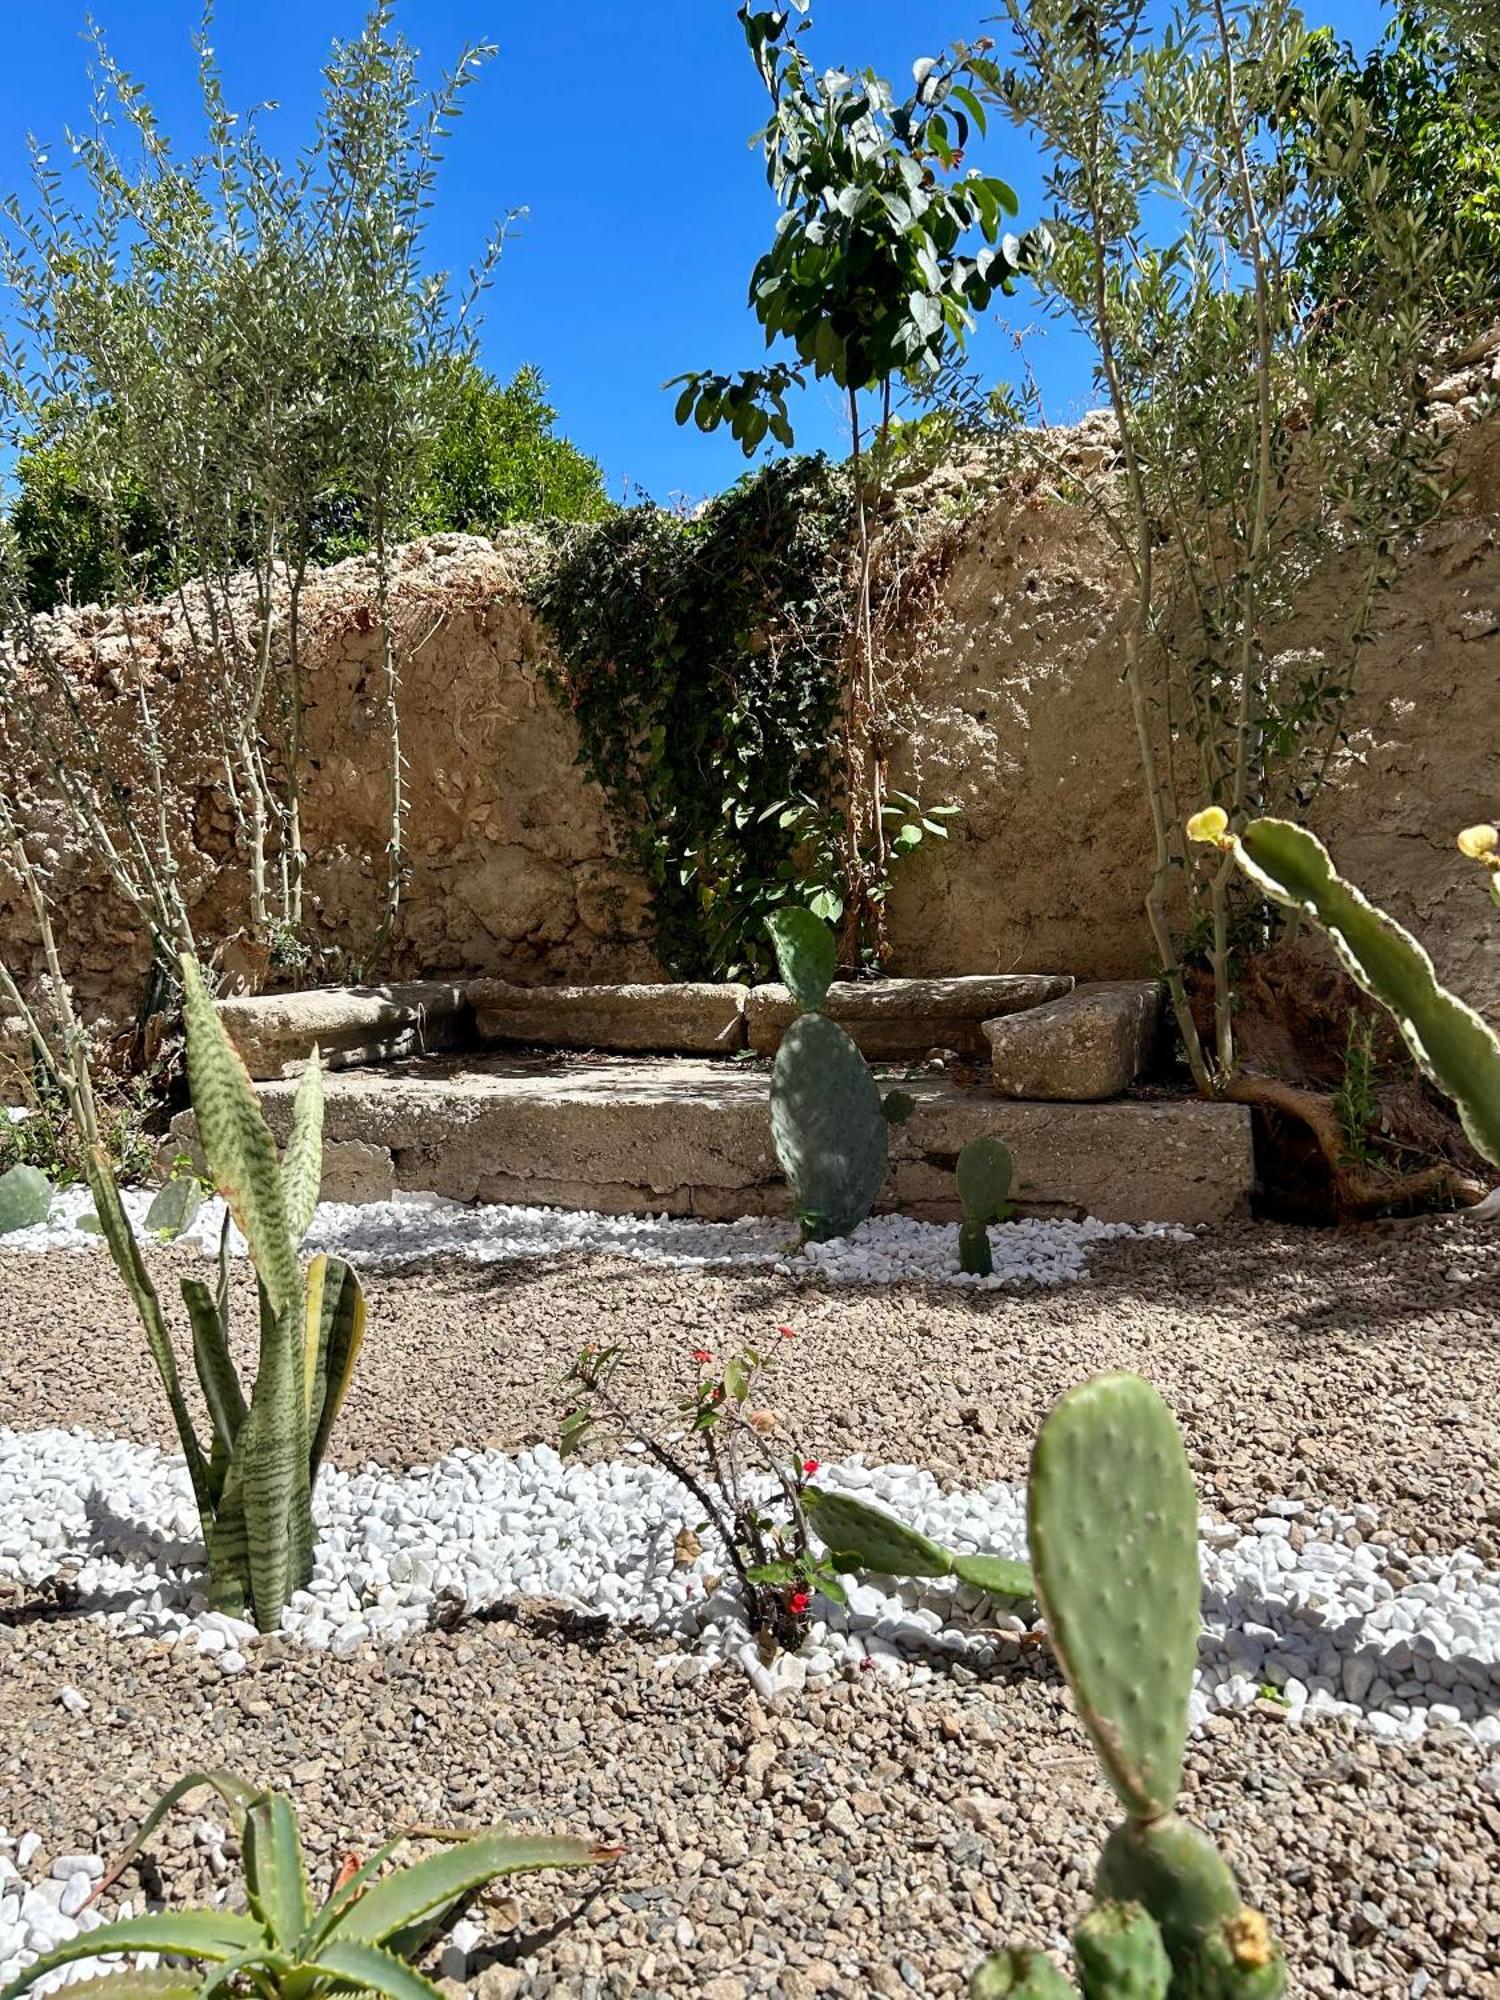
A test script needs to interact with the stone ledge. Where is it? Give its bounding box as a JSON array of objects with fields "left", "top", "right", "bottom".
[
  {"left": 746, "top": 974, "right": 1074, "bottom": 1058},
  {"left": 226, "top": 1054, "right": 1252, "bottom": 1227},
  {"left": 216, "top": 982, "right": 471, "bottom": 1081},
  {"left": 985, "top": 980, "right": 1162, "bottom": 1100},
  {"left": 470, "top": 979, "right": 748, "bottom": 1053}
]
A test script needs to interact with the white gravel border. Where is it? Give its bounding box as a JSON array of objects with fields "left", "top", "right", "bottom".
[
  {"left": 0, "top": 1185, "right": 1187, "bottom": 1289},
  {"left": 3, "top": 1425, "right": 1496, "bottom": 1749}
]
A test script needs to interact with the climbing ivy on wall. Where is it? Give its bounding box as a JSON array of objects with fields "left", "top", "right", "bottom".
[{"left": 533, "top": 455, "right": 854, "bottom": 980}]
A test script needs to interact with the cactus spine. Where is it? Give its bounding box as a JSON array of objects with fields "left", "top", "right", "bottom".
[
  {"left": 971, "top": 1373, "right": 1285, "bottom": 2000},
  {"left": 955, "top": 1135, "right": 1016, "bottom": 1275},
  {"left": 765, "top": 907, "right": 892, "bottom": 1241}
]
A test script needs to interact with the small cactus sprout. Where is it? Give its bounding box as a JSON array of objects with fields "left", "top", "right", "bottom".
[
  {"left": 882, "top": 1087, "right": 916, "bottom": 1125},
  {"left": 955, "top": 1135, "right": 1016, "bottom": 1277},
  {"left": 970, "top": 1948, "right": 1079, "bottom": 1998},
  {"left": 1190, "top": 813, "right": 1500, "bottom": 1170},
  {"left": 1072, "top": 1902, "right": 1171, "bottom": 1999},
  {"left": 0, "top": 1163, "right": 52, "bottom": 1235},
  {"left": 766, "top": 905, "right": 837, "bottom": 1011}
]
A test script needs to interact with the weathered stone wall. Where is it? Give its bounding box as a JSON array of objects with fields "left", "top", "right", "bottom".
[{"left": 3, "top": 357, "right": 1496, "bottom": 1033}]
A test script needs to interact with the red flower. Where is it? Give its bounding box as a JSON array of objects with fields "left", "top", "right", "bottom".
[
  {"left": 778, "top": 1325, "right": 795, "bottom": 1339},
  {"left": 788, "top": 1589, "right": 811, "bottom": 1616},
  {"left": 691, "top": 1348, "right": 713, "bottom": 1364},
  {"left": 802, "top": 1458, "right": 820, "bottom": 1476}
]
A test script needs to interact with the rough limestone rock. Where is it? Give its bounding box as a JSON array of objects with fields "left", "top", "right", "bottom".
[
  {"left": 166, "top": 1121, "right": 394, "bottom": 1204},
  {"left": 231, "top": 1054, "right": 1252, "bottom": 1226},
  {"left": 746, "top": 975, "right": 1073, "bottom": 1058},
  {"left": 984, "top": 980, "right": 1162, "bottom": 1100},
  {"left": 216, "top": 981, "right": 471, "bottom": 1081},
  {"left": 470, "top": 980, "right": 748, "bottom": 1053}
]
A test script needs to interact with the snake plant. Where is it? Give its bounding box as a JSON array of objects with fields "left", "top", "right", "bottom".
[
  {"left": 0, "top": 1771, "right": 620, "bottom": 2000},
  {"left": 87, "top": 957, "right": 365, "bottom": 1632}
]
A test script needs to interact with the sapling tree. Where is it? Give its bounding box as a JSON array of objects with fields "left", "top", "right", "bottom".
[
  {"left": 983, "top": 0, "right": 1458, "bottom": 1132},
  {"left": 673, "top": 1, "right": 1033, "bottom": 964}
]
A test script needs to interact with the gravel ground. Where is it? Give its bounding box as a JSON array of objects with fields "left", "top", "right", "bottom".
[
  {"left": 1, "top": 1218, "right": 1495, "bottom": 1553},
  {"left": 1, "top": 1216, "right": 1498, "bottom": 1995},
  {"left": 1, "top": 1608, "right": 1496, "bottom": 1999}
]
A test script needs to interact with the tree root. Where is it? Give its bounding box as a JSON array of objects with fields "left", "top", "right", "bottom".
[{"left": 1221, "top": 1073, "right": 1494, "bottom": 1222}]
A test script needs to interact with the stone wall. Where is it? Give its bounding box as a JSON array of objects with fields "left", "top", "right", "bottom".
[{"left": 3, "top": 351, "right": 1496, "bottom": 1033}]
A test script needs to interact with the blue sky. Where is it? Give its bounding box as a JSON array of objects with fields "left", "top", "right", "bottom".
[{"left": 0, "top": 1, "right": 1394, "bottom": 506}]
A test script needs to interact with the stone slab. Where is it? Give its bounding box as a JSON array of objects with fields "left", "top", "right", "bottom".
[
  {"left": 216, "top": 981, "right": 471, "bottom": 1081},
  {"left": 746, "top": 974, "right": 1074, "bottom": 1058},
  {"left": 228, "top": 1054, "right": 1252, "bottom": 1226},
  {"left": 985, "top": 979, "right": 1162, "bottom": 1101},
  {"left": 470, "top": 980, "right": 748, "bottom": 1054}
]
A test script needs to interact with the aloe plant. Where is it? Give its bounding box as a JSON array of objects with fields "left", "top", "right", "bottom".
[
  {"left": 1189, "top": 811, "right": 1500, "bottom": 1170},
  {"left": 0, "top": 1771, "right": 620, "bottom": 2000},
  {"left": 971, "top": 1373, "right": 1286, "bottom": 1998},
  {"left": 87, "top": 957, "right": 364, "bottom": 1631}
]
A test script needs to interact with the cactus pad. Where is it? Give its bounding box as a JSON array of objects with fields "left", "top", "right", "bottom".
[
  {"left": 1072, "top": 1902, "right": 1171, "bottom": 1999},
  {"left": 950, "top": 1552, "right": 1035, "bottom": 1604},
  {"left": 1173, "top": 1911, "right": 1287, "bottom": 1999},
  {"left": 1028, "top": 1373, "right": 1201, "bottom": 1820},
  {"left": 1095, "top": 1816, "right": 1239, "bottom": 1965},
  {"left": 766, "top": 907, "right": 837, "bottom": 1012},
  {"left": 957, "top": 1217, "right": 994, "bottom": 1277},
  {"left": 805, "top": 1487, "right": 952, "bottom": 1577},
  {"left": 0, "top": 1164, "right": 52, "bottom": 1235},
  {"left": 956, "top": 1136, "right": 1014, "bottom": 1219},
  {"left": 769, "top": 1012, "right": 888, "bottom": 1241},
  {"left": 970, "top": 1949, "right": 1078, "bottom": 1998}
]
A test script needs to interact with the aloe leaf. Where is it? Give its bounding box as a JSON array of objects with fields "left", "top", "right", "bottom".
[
  {"left": 89, "top": 1770, "right": 262, "bottom": 1907},
  {"left": 24, "top": 1976, "right": 203, "bottom": 2000},
  {"left": 305, "top": 1255, "right": 366, "bottom": 1482},
  {"left": 308, "top": 1835, "right": 410, "bottom": 1941},
  {"left": 84, "top": 1150, "right": 211, "bottom": 1518},
  {"left": 321, "top": 1834, "right": 620, "bottom": 1947},
  {"left": 244, "top": 1791, "right": 313, "bottom": 1951},
  {"left": 301, "top": 1938, "right": 448, "bottom": 2000},
  {"left": 0, "top": 1162, "right": 51, "bottom": 1234},
  {"left": 0, "top": 1912, "right": 266, "bottom": 2000},
  {"left": 281, "top": 1051, "right": 325, "bottom": 1246},
  {"left": 180, "top": 955, "right": 300, "bottom": 1323}
]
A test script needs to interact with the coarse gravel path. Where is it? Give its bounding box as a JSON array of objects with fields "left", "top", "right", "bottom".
[{"left": 0, "top": 1215, "right": 1497, "bottom": 1997}]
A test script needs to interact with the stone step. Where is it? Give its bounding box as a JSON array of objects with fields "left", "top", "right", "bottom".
[
  {"left": 985, "top": 980, "right": 1163, "bottom": 1101},
  {"left": 469, "top": 978, "right": 747, "bottom": 1054},
  {"left": 191, "top": 1054, "right": 1251, "bottom": 1227},
  {"left": 745, "top": 974, "right": 1073, "bottom": 1057},
  {"left": 216, "top": 981, "right": 471, "bottom": 1080}
]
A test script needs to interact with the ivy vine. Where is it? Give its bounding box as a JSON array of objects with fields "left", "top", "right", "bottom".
[{"left": 533, "top": 455, "right": 853, "bottom": 981}]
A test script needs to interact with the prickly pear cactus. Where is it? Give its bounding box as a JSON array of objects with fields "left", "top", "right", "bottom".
[
  {"left": 769, "top": 1012, "right": 888, "bottom": 1241},
  {"left": 1173, "top": 1912, "right": 1286, "bottom": 1998},
  {"left": 766, "top": 905, "right": 837, "bottom": 1012},
  {"left": 1190, "top": 812, "right": 1500, "bottom": 1170},
  {"left": 805, "top": 1487, "right": 952, "bottom": 1578},
  {"left": 955, "top": 1135, "right": 1016, "bottom": 1276},
  {"left": 0, "top": 1163, "right": 52, "bottom": 1235},
  {"left": 970, "top": 1949, "right": 1078, "bottom": 1998},
  {"left": 1094, "top": 1817, "right": 1239, "bottom": 1965},
  {"left": 949, "top": 1551, "right": 1035, "bottom": 1602},
  {"left": 1028, "top": 1372, "right": 1201, "bottom": 1820},
  {"left": 1072, "top": 1902, "right": 1171, "bottom": 1999}
]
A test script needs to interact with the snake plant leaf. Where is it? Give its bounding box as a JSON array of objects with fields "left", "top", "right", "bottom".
[
  {"left": 88, "top": 1770, "right": 263, "bottom": 1907},
  {"left": 0, "top": 1163, "right": 51, "bottom": 1233},
  {"left": 1207, "top": 818, "right": 1500, "bottom": 1171},
  {"left": 244, "top": 1790, "right": 312, "bottom": 1951},
  {"left": 84, "top": 1150, "right": 211, "bottom": 1517},
  {"left": 305, "top": 1254, "right": 366, "bottom": 1480},
  {"left": 766, "top": 906, "right": 837, "bottom": 1012},
  {"left": 0, "top": 1911, "right": 267, "bottom": 2000},
  {"left": 233, "top": 1283, "right": 315, "bottom": 1630},
  {"left": 281, "top": 1052, "right": 325, "bottom": 1246},
  {"left": 180, "top": 955, "right": 300, "bottom": 1324},
  {"left": 301, "top": 1938, "right": 447, "bottom": 2000},
  {"left": 320, "top": 1833, "right": 621, "bottom": 1948},
  {"left": 144, "top": 1177, "right": 203, "bottom": 1242},
  {"left": 181, "top": 1266, "right": 247, "bottom": 1487}
]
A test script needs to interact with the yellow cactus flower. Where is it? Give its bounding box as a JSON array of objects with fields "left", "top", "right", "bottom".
[
  {"left": 1186, "top": 806, "right": 1230, "bottom": 845},
  {"left": 1456, "top": 823, "right": 1499, "bottom": 861}
]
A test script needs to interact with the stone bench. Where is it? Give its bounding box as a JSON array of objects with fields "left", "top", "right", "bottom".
[
  {"left": 746, "top": 974, "right": 1073, "bottom": 1058},
  {"left": 469, "top": 979, "right": 749, "bottom": 1053},
  {"left": 215, "top": 981, "right": 471, "bottom": 1081}
]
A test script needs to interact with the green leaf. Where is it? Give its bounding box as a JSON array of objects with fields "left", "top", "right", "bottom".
[
  {"left": 243, "top": 1791, "right": 312, "bottom": 1951},
  {"left": 301, "top": 1938, "right": 447, "bottom": 2000},
  {"left": 304, "top": 1254, "right": 365, "bottom": 1481},
  {"left": 319, "top": 1834, "right": 619, "bottom": 1948},
  {"left": 0, "top": 1913, "right": 267, "bottom": 2000},
  {"left": 25, "top": 1976, "right": 202, "bottom": 2000},
  {"left": 280, "top": 1053, "right": 325, "bottom": 1246},
  {"left": 724, "top": 1355, "right": 750, "bottom": 1402},
  {"left": 181, "top": 1270, "right": 247, "bottom": 1476},
  {"left": 90, "top": 1771, "right": 262, "bottom": 1908}
]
